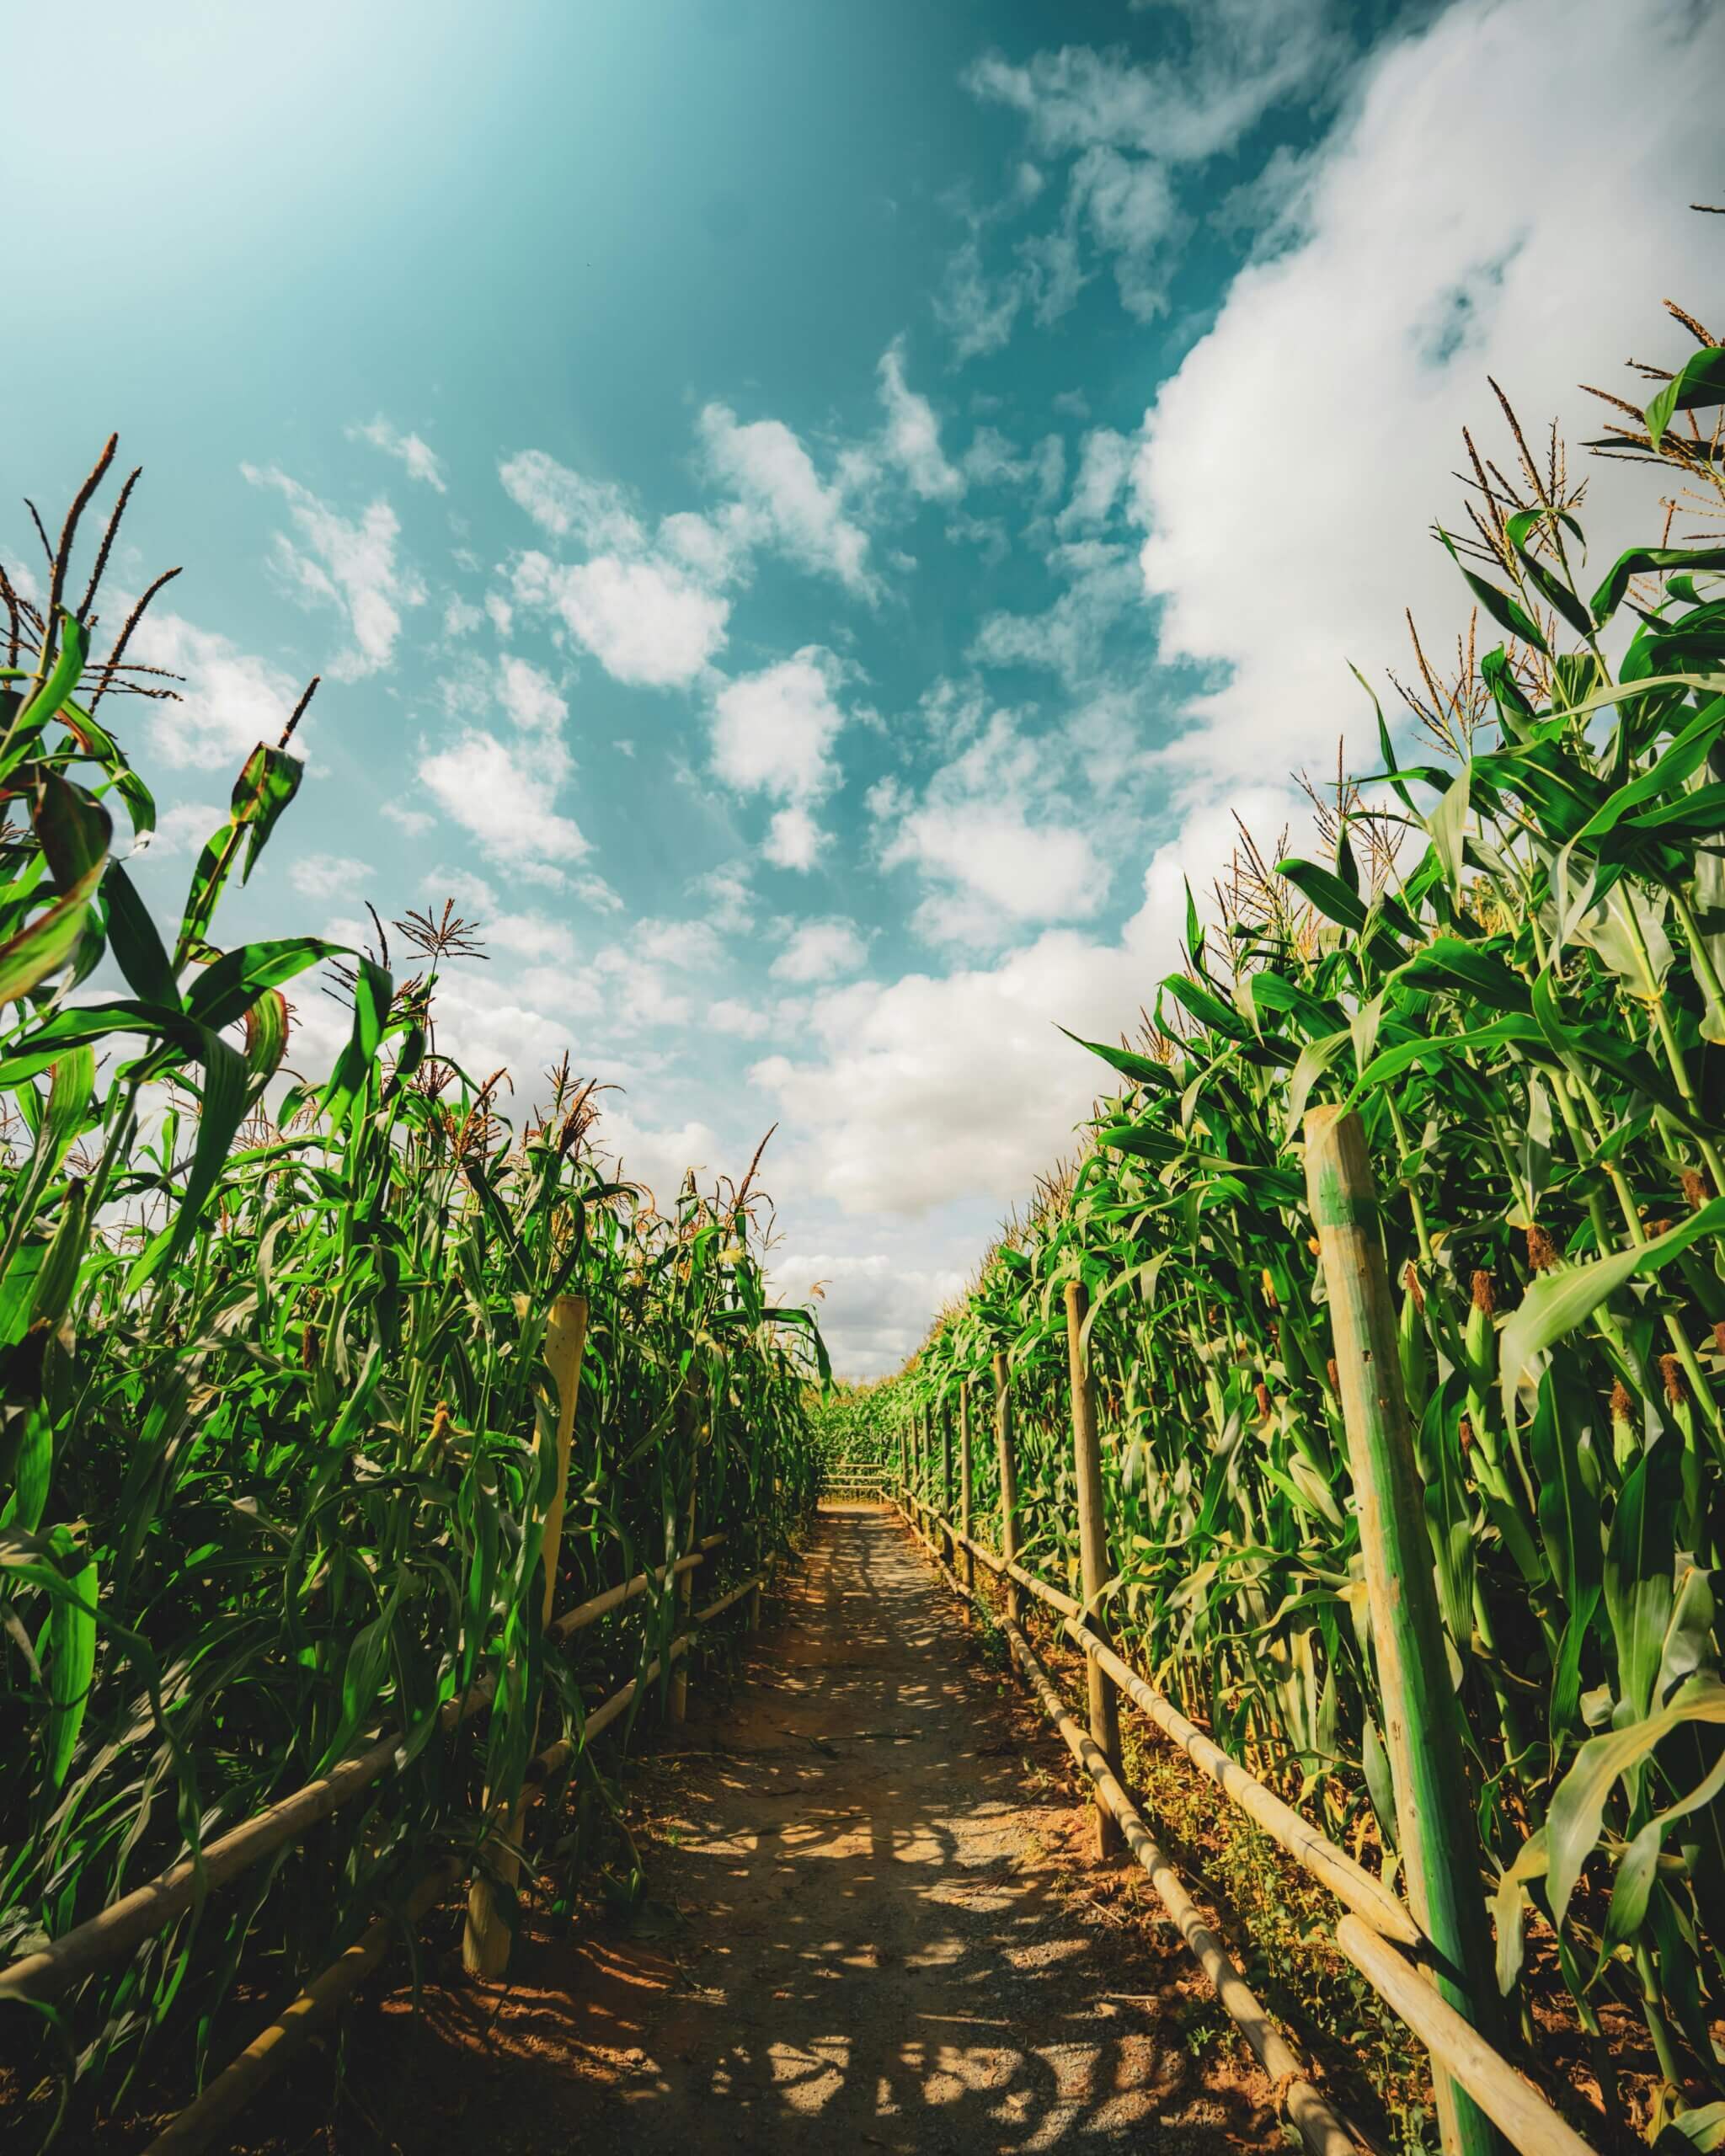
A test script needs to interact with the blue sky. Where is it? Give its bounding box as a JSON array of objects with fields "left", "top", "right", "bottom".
[{"left": 8, "top": 0, "right": 1724, "bottom": 1372}]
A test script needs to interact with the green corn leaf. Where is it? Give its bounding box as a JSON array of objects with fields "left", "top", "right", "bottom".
[
  {"left": 3, "top": 614, "right": 88, "bottom": 770},
  {"left": 231, "top": 741, "right": 305, "bottom": 883},
  {"left": 1645, "top": 347, "right": 1725, "bottom": 451},
  {"left": 45, "top": 1545, "right": 99, "bottom": 1790},
  {"left": 1500, "top": 1201, "right": 1725, "bottom": 1425},
  {"left": 1590, "top": 545, "right": 1725, "bottom": 626},
  {"left": 1057, "top": 1027, "right": 1176, "bottom": 1092},
  {"left": 1604, "top": 1433, "right": 1682, "bottom": 1727},
  {"left": 1546, "top": 1674, "right": 1725, "bottom": 1928},
  {"left": 1437, "top": 526, "right": 1550, "bottom": 654}
]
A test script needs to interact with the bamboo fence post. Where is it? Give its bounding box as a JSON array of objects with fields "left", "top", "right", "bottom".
[
  {"left": 1304, "top": 1106, "right": 1503, "bottom": 2156},
  {"left": 958, "top": 1380, "right": 975, "bottom": 1595},
  {"left": 464, "top": 1292, "right": 588, "bottom": 1979},
  {"left": 940, "top": 1396, "right": 954, "bottom": 1567},
  {"left": 1065, "top": 1277, "right": 1121, "bottom": 1859},
  {"left": 994, "top": 1350, "right": 1021, "bottom": 1625}
]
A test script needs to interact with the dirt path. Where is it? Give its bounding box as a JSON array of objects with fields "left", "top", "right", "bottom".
[{"left": 289, "top": 1508, "right": 1286, "bottom": 2153}]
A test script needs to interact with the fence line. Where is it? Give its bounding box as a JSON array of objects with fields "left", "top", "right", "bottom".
[
  {"left": 0, "top": 1533, "right": 736, "bottom": 2007},
  {"left": 141, "top": 1564, "right": 772, "bottom": 2156},
  {"left": 891, "top": 1485, "right": 1603, "bottom": 2156}
]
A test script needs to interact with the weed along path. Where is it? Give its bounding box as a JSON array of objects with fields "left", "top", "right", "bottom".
[{"left": 291, "top": 1504, "right": 1289, "bottom": 2155}]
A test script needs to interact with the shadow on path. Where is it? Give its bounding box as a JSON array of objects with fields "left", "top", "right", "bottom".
[{"left": 322, "top": 1508, "right": 1286, "bottom": 2153}]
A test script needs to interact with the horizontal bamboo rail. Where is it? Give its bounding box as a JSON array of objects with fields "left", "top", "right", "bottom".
[
  {"left": 1338, "top": 1919, "right": 1597, "bottom": 2156},
  {"left": 898, "top": 1494, "right": 1605, "bottom": 2156},
  {"left": 144, "top": 1558, "right": 772, "bottom": 2153},
  {"left": 1005, "top": 1614, "right": 1356, "bottom": 2156},
  {"left": 550, "top": 1534, "right": 725, "bottom": 1641},
  {"left": 0, "top": 1538, "right": 729, "bottom": 2006},
  {"left": 141, "top": 1861, "right": 461, "bottom": 2156}
]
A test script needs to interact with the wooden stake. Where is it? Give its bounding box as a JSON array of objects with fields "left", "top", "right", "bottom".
[
  {"left": 1065, "top": 1278, "right": 1121, "bottom": 1858},
  {"left": 994, "top": 1350, "right": 1021, "bottom": 1626},
  {"left": 1304, "top": 1107, "right": 1502, "bottom": 2156}
]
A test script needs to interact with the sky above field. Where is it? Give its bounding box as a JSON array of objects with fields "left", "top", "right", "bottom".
[{"left": 7, "top": 0, "right": 1724, "bottom": 1374}]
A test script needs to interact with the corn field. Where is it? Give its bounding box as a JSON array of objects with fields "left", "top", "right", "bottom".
[
  {"left": 882, "top": 318, "right": 1725, "bottom": 2140},
  {"left": 0, "top": 451, "right": 824, "bottom": 2136}
]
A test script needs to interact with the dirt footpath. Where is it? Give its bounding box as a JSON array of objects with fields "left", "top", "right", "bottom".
[{"left": 303, "top": 1505, "right": 1281, "bottom": 2155}]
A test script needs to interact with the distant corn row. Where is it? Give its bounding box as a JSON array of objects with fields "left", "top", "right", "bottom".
[
  {"left": 873, "top": 314, "right": 1725, "bottom": 2137},
  {"left": 0, "top": 448, "right": 825, "bottom": 2133}
]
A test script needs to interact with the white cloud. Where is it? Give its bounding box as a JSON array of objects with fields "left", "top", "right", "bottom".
[
  {"left": 513, "top": 550, "right": 728, "bottom": 690},
  {"left": 497, "top": 654, "right": 567, "bottom": 735},
  {"left": 879, "top": 712, "right": 1107, "bottom": 947},
  {"left": 130, "top": 799, "right": 222, "bottom": 860},
  {"left": 949, "top": 8, "right": 1343, "bottom": 355},
  {"left": 419, "top": 729, "right": 588, "bottom": 868},
  {"left": 752, "top": 884, "right": 1169, "bottom": 1218},
  {"left": 118, "top": 610, "right": 305, "bottom": 770},
  {"left": 766, "top": 804, "right": 825, "bottom": 873},
  {"left": 350, "top": 417, "right": 446, "bottom": 492},
  {"left": 877, "top": 339, "right": 964, "bottom": 502},
  {"left": 767, "top": 1251, "right": 970, "bottom": 1380},
  {"left": 708, "top": 648, "right": 851, "bottom": 867},
  {"left": 242, "top": 466, "right": 425, "bottom": 680},
  {"left": 969, "top": 541, "right": 1140, "bottom": 684},
  {"left": 382, "top": 800, "right": 435, "bottom": 837},
  {"left": 934, "top": 239, "right": 1024, "bottom": 362},
  {"left": 499, "top": 450, "right": 646, "bottom": 552},
  {"left": 1130, "top": 0, "right": 1725, "bottom": 788},
  {"left": 709, "top": 997, "right": 771, "bottom": 1038},
  {"left": 1059, "top": 427, "right": 1133, "bottom": 532},
  {"left": 692, "top": 862, "right": 755, "bottom": 933},
  {"left": 634, "top": 917, "right": 726, "bottom": 971},
  {"left": 964, "top": 10, "right": 1334, "bottom": 163},
  {"left": 444, "top": 595, "right": 483, "bottom": 636},
  {"left": 699, "top": 404, "right": 877, "bottom": 598},
  {"left": 771, "top": 918, "right": 870, "bottom": 984},
  {"left": 290, "top": 851, "right": 372, "bottom": 899}
]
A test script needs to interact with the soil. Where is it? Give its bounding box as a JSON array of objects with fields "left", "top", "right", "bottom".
[{"left": 206, "top": 1504, "right": 1290, "bottom": 2153}]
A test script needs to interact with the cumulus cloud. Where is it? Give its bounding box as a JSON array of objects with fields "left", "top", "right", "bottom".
[
  {"left": 1130, "top": 0, "right": 1725, "bottom": 788},
  {"left": 513, "top": 549, "right": 728, "bottom": 690},
  {"left": 242, "top": 466, "right": 424, "bottom": 679},
  {"left": 708, "top": 648, "right": 852, "bottom": 869},
  {"left": 879, "top": 711, "right": 1107, "bottom": 947},
  {"left": 419, "top": 730, "right": 588, "bottom": 868},
  {"left": 289, "top": 851, "right": 373, "bottom": 899},
  {"left": 969, "top": 541, "right": 1140, "bottom": 685},
  {"left": 767, "top": 1251, "right": 970, "bottom": 1379},
  {"left": 502, "top": 446, "right": 737, "bottom": 689},
  {"left": 699, "top": 404, "right": 877, "bottom": 597},
  {"left": 118, "top": 609, "right": 305, "bottom": 770},
  {"left": 350, "top": 417, "right": 446, "bottom": 491},
  {"left": 770, "top": 918, "right": 870, "bottom": 984},
  {"left": 751, "top": 889, "right": 1165, "bottom": 1218},
  {"left": 129, "top": 799, "right": 223, "bottom": 860}
]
